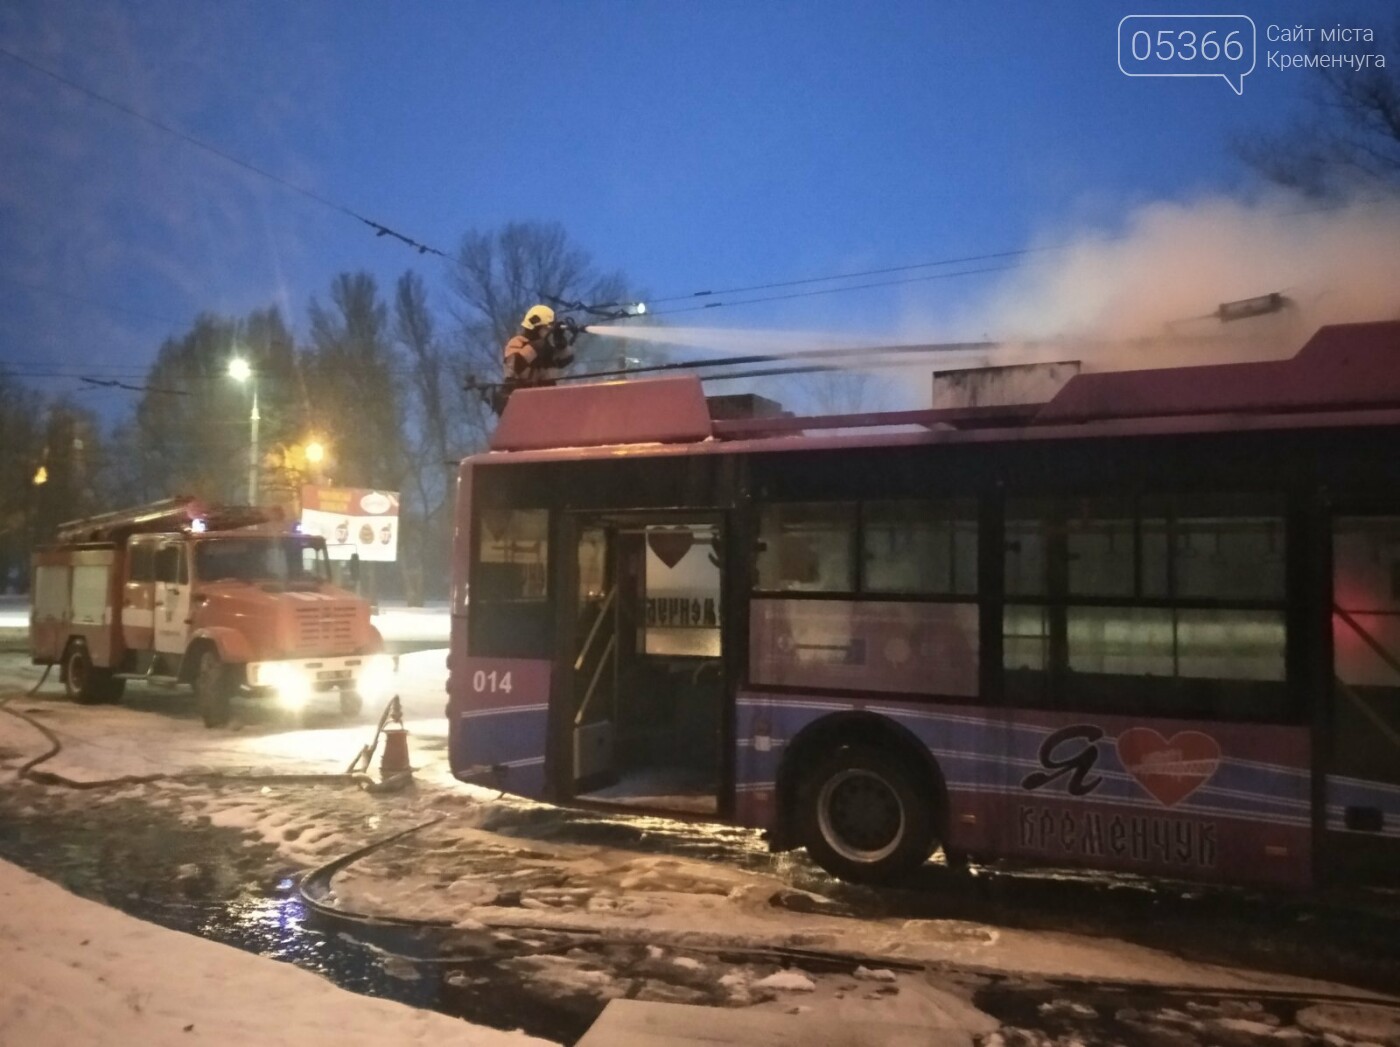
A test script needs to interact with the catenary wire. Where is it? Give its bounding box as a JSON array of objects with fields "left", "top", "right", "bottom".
[
  {"left": 6, "top": 41, "right": 1393, "bottom": 323},
  {"left": 645, "top": 263, "right": 1019, "bottom": 316},
  {"left": 0, "top": 44, "right": 446, "bottom": 258}
]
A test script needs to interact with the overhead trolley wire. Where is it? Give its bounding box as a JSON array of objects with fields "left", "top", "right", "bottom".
[
  {"left": 643, "top": 249, "right": 1056, "bottom": 306},
  {"left": 0, "top": 274, "right": 190, "bottom": 328},
  {"left": 645, "top": 263, "right": 1020, "bottom": 317},
  {"left": 0, "top": 45, "right": 447, "bottom": 259},
  {"left": 635, "top": 195, "right": 1389, "bottom": 317}
]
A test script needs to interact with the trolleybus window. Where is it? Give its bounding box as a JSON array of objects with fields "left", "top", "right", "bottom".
[
  {"left": 1332, "top": 516, "right": 1400, "bottom": 787},
  {"left": 1005, "top": 495, "right": 1287, "bottom": 718},
  {"left": 476, "top": 509, "right": 548, "bottom": 603},
  {"left": 756, "top": 503, "right": 855, "bottom": 592},
  {"left": 863, "top": 500, "right": 978, "bottom": 596},
  {"left": 470, "top": 508, "right": 551, "bottom": 659},
  {"left": 751, "top": 499, "right": 981, "bottom": 699}
]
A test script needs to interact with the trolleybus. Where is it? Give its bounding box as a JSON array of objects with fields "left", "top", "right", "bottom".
[{"left": 447, "top": 320, "right": 1400, "bottom": 888}]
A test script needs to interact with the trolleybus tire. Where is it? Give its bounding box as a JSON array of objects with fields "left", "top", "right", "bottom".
[
  {"left": 63, "top": 642, "right": 105, "bottom": 705},
  {"left": 194, "top": 648, "right": 234, "bottom": 728},
  {"left": 797, "top": 745, "right": 936, "bottom": 885},
  {"left": 339, "top": 689, "right": 364, "bottom": 718}
]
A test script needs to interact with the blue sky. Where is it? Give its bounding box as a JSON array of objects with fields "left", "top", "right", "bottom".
[{"left": 0, "top": 0, "right": 1388, "bottom": 411}]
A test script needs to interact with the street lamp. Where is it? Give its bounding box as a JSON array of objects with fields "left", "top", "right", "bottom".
[{"left": 227, "top": 356, "right": 259, "bottom": 505}]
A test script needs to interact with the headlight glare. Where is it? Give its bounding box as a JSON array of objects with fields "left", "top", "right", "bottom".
[
  {"left": 262, "top": 664, "right": 312, "bottom": 709},
  {"left": 358, "top": 655, "right": 396, "bottom": 704}
]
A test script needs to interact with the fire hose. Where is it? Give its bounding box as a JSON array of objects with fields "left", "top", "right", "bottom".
[
  {"left": 0, "top": 689, "right": 411, "bottom": 792},
  {"left": 294, "top": 818, "right": 1400, "bottom": 1014}
]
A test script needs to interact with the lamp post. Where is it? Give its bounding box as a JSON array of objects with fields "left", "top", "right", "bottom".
[
  {"left": 227, "top": 357, "right": 259, "bottom": 505},
  {"left": 304, "top": 439, "right": 324, "bottom": 479}
]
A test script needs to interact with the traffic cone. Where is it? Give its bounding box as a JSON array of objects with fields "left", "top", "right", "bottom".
[{"left": 379, "top": 696, "right": 412, "bottom": 776}]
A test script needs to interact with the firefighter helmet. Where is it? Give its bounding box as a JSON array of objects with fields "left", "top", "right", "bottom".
[{"left": 521, "top": 304, "right": 555, "bottom": 331}]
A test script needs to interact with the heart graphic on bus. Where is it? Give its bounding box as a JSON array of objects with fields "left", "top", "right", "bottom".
[
  {"left": 1115, "top": 728, "right": 1222, "bottom": 808},
  {"left": 647, "top": 528, "right": 694, "bottom": 569}
]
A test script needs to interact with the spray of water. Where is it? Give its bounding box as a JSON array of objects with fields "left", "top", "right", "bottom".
[{"left": 582, "top": 325, "right": 882, "bottom": 356}]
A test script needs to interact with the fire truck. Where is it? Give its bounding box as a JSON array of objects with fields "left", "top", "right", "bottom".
[{"left": 30, "top": 497, "right": 393, "bottom": 727}]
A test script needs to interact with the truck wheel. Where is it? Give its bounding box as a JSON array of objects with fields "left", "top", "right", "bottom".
[
  {"left": 194, "top": 649, "right": 234, "bottom": 728},
  {"left": 797, "top": 745, "right": 937, "bottom": 885},
  {"left": 339, "top": 689, "right": 364, "bottom": 718},
  {"left": 64, "top": 643, "right": 104, "bottom": 705}
]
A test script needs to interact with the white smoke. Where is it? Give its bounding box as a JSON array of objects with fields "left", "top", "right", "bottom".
[{"left": 961, "top": 191, "right": 1400, "bottom": 370}]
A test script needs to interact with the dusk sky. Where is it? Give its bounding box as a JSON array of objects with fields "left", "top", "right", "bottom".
[{"left": 1, "top": 0, "right": 1392, "bottom": 414}]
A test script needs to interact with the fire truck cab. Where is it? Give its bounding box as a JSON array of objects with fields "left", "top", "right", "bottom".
[{"left": 30, "top": 497, "right": 393, "bottom": 727}]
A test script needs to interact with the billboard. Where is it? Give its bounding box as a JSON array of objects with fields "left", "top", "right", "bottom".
[{"left": 300, "top": 487, "right": 399, "bottom": 562}]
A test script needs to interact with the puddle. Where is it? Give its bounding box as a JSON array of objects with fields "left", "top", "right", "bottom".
[{"left": 0, "top": 797, "right": 595, "bottom": 1044}]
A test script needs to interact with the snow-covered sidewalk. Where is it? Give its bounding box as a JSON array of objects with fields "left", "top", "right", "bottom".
[
  {"left": 0, "top": 857, "right": 552, "bottom": 1046},
  {"left": 0, "top": 647, "right": 455, "bottom": 787}
]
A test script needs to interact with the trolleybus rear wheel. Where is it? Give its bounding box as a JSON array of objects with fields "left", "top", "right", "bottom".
[{"left": 797, "top": 745, "right": 936, "bottom": 885}]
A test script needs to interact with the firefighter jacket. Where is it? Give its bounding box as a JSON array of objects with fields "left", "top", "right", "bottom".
[{"left": 502, "top": 326, "right": 575, "bottom": 386}]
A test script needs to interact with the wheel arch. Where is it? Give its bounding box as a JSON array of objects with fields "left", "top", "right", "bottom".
[
  {"left": 772, "top": 710, "right": 949, "bottom": 851},
  {"left": 178, "top": 636, "right": 216, "bottom": 683},
  {"left": 184, "top": 627, "right": 254, "bottom": 677}
]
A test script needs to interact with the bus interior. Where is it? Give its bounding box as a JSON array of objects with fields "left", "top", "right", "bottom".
[{"left": 570, "top": 516, "right": 723, "bottom": 815}]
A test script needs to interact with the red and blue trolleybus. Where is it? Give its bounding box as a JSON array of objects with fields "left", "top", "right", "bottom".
[{"left": 447, "top": 321, "right": 1400, "bottom": 889}]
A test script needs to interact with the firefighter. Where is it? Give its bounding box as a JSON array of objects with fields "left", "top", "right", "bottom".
[{"left": 495, "top": 304, "right": 579, "bottom": 414}]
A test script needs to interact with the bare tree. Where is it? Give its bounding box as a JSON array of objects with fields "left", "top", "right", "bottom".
[
  {"left": 1236, "top": 27, "right": 1400, "bottom": 195},
  {"left": 132, "top": 310, "right": 301, "bottom": 504},
  {"left": 303, "top": 273, "right": 405, "bottom": 491},
  {"left": 446, "top": 221, "right": 635, "bottom": 395},
  {"left": 394, "top": 270, "right": 466, "bottom": 603},
  {"left": 0, "top": 368, "right": 45, "bottom": 588},
  {"left": 798, "top": 371, "right": 887, "bottom": 416}
]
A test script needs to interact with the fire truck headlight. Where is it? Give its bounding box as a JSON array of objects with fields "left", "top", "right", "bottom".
[
  {"left": 358, "top": 655, "right": 396, "bottom": 704},
  {"left": 263, "top": 664, "right": 312, "bottom": 709}
]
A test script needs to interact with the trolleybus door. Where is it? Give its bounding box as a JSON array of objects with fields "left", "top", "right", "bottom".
[
  {"left": 568, "top": 517, "right": 724, "bottom": 814},
  {"left": 571, "top": 524, "right": 616, "bottom": 793}
]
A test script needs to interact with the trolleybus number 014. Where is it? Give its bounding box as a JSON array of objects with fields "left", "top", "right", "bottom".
[{"left": 471, "top": 670, "right": 513, "bottom": 694}]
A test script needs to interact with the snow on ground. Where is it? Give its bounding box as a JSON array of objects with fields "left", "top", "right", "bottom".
[
  {"left": 320, "top": 817, "right": 1380, "bottom": 999},
  {"left": 372, "top": 601, "right": 453, "bottom": 644},
  {"left": 4, "top": 599, "right": 1399, "bottom": 1044},
  {"left": 3, "top": 637, "right": 1391, "bottom": 1007},
  {"left": 0, "top": 646, "right": 455, "bottom": 786},
  {"left": 0, "top": 857, "right": 554, "bottom": 1047}
]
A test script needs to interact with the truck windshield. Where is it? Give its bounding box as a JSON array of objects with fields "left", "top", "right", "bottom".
[{"left": 193, "top": 537, "right": 330, "bottom": 584}]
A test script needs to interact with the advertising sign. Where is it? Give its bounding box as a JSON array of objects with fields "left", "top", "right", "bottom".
[{"left": 300, "top": 486, "right": 399, "bottom": 562}]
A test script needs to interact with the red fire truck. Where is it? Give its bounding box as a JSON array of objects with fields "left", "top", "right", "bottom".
[{"left": 30, "top": 497, "right": 394, "bottom": 727}]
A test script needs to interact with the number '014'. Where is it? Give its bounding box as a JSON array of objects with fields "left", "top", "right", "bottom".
[{"left": 472, "top": 670, "right": 513, "bottom": 693}]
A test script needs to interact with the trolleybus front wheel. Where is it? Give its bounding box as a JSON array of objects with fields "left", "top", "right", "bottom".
[{"left": 797, "top": 745, "right": 936, "bottom": 885}]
